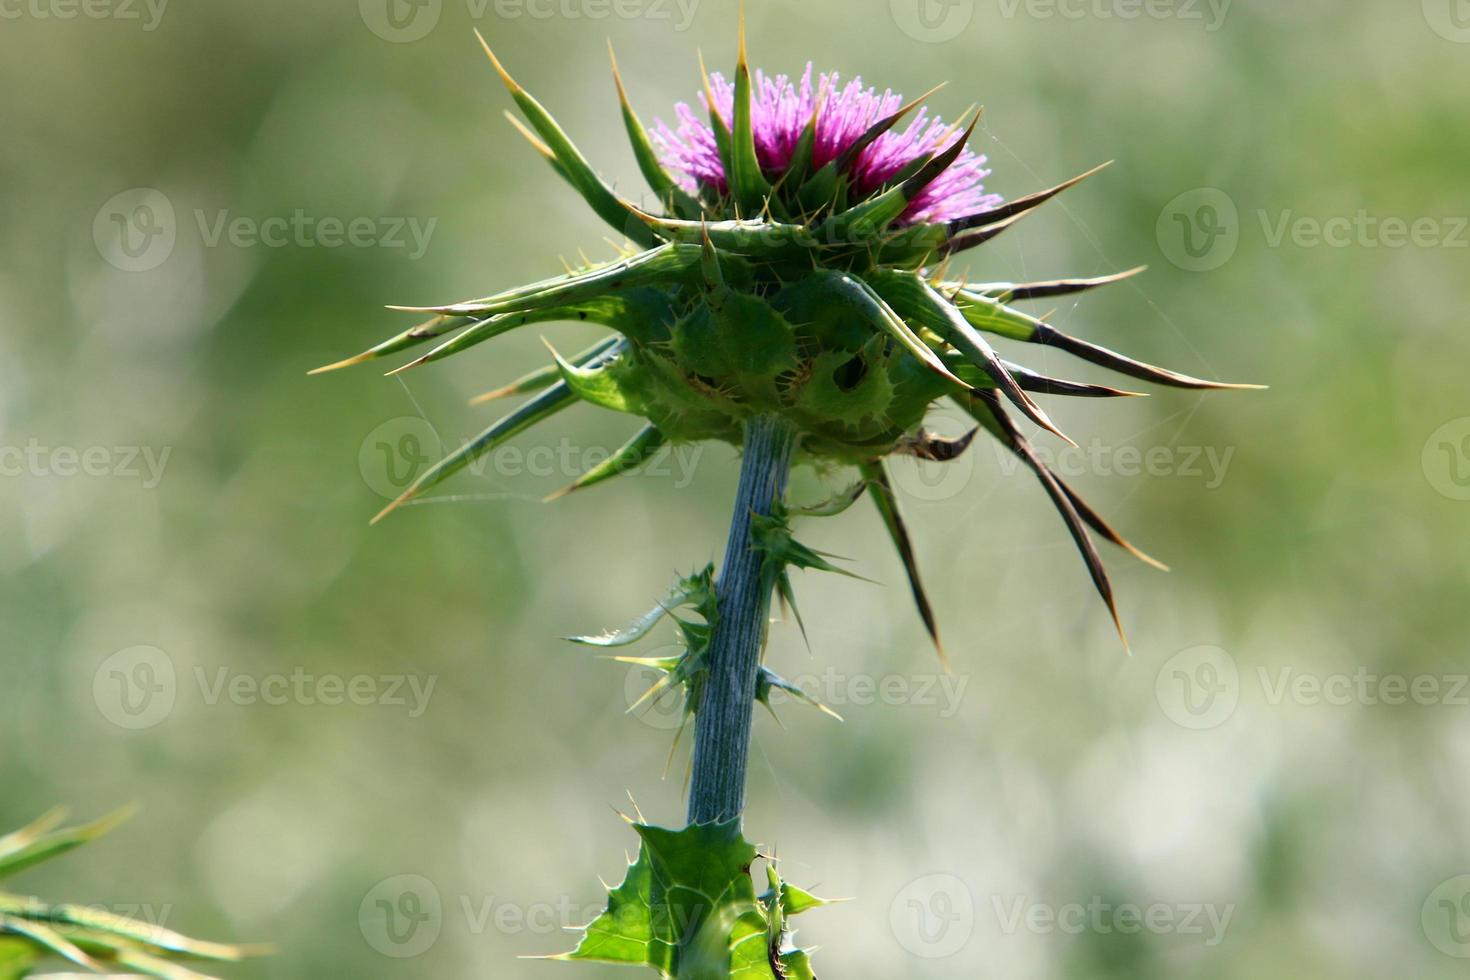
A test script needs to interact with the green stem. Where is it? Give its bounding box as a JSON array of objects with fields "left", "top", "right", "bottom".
[{"left": 687, "top": 415, "right": 797, "bottom": 826}]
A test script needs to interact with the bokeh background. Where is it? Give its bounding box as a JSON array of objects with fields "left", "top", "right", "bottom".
[{"left": 3, "top": 0, "right": 1469, "bottom": 976}]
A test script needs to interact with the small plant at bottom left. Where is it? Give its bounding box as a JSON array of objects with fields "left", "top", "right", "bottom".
[{"left": 0, "top": 807, "right": 266, "bottom": 979}]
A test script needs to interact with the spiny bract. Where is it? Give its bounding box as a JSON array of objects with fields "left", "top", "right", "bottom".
[{"left": 313, "top": 19, "right": 1256, "bottom": 648}]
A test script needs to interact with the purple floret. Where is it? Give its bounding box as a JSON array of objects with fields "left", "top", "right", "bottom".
[{"left": 651, "top": 65, "right": 1001, "bottom": 226}]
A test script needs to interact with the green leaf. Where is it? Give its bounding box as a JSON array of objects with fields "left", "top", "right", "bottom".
[
  {"left": 475, "top": 31, "right": 657, "bottom": 247},
  {"left": 608, "top": 42, "right": 704, "bottom": 219},
  {"left": 559, "top": 821, "right": 825, "bottom": 979},
  {"left": 546, "top": 423, "right": 666, "bottom": 501},
  {"left": 868, "top": 270, "right": 1073, "bottom": 445},
  {"left": 568, "top": 565, "right": 714, "bottom": 647},
  {"left": 861, "top": 460, "right": 946, "bottom": 666},
  {"left": 0, "top": 807, "right": 133, "bottom": 882},
  {"left": 728, "top": 18, "right": 773, "bottom": 216},
  {"left": 545, "top": 340, "right": 645, "bottom": 415},
  {"left": 371, "top": 374, "right": 586, "bottom": 524}
]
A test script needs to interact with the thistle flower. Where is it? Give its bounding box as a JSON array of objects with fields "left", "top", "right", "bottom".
[
  {"left": 312, "top": 21, "right": 1254, "bottom": 651},
  {"left": 314, "top": 17, "right": 1258, "bottom": 977}
]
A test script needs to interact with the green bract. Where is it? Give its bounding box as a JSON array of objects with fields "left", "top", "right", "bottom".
[{"left": 314, "top": 23, "right": 1255, "bottom": 649}]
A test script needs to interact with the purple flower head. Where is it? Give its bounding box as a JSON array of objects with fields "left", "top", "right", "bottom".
[{"left": 652, "top": 65, "right": 1001, "bottom": 226}]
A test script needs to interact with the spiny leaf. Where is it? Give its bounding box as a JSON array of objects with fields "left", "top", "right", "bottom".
[
  {"left": 569, "top": 565, "right": 715, "bottom": 647},
  {"left": 0, "top": 807, "right": 134, "bottom": 882},
  {"left": 757, "top": 667, "right": 842, "bottom": 722},
  {"left": 387, "top": 241, "right": 699, "bottom": 317},
  {"left": 474, "top": 30, "right": 658, "bottom": 247},
  {"left": 371, "top": 373, "right": 590, "bottom": 524},
  {"left": 961, "top": 392, "right": 1168, "bottom": 572},
  {"left": 958, "top": 390, "right": 1130, "bottom": 648},
  {"left": 797, "top": 271, "right": 973, "bottom": 394},
  {"left": 728, "top": 9, "right": 773, "bottom": 215},
  {"left": 308, "top": 314, "right": 474, "bottom": 375},
  {"left": 949, "top": 289, "right": 1264, "bottom": 390},
  {"left": 470, "top": 335, "right": 622, "bottom": 405},
  {"left": 544, "top": 338, "right": 645, "bottom": 414},
  {"left": 951, "top": 265, "right": 1147, "bottom": 302},
  {"left": 627, "top": 211, "right": 817, "bottom": 258},
  {"left": 871, "top": 270, "right": 1077, "bottom": 445},
  {"left": 861, "top": 461, "right": 947, "bottom": 666},
  {"left": 608, "top": 41, "right": 704, "bottom": 219},
  {"left": 945, "top": 160, "right": 1113, "bottom": 237},
  {"left": 546, "top": 423, "right": 666, "bottom": 501}
]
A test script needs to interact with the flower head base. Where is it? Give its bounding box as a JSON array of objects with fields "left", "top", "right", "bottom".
[{"left": 313, "top": 18, "right": 1258, "bottom": 650}]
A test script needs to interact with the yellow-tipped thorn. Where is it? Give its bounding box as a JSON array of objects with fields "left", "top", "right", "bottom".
[
  {"left": 469, "top": 383, "right": 521, "bottom": 406},
  {"left": 607, "top": 39, "right": 628, "bottom": 102},
  {"left": 369, "top": 491, "right": 411, "bottom": 526},
  {"left": 383, "top": 355, "right": 429, "bottom": 377},
  {"left": 542, "top": 484, "right": 575, "bottom": 503},
  {"left": 307, "top": 351, "right": 373, "bottom": 375},
  {"left": 698, "top": 49, "right": 727, "bottom": 129},
  {"left": 737, "top": 1, "right": 748, "bottom": 71},
  {"left": 473, "top": 29, "right": 520, "bottom": 93},
  {"left": 504, "top": 110, "right": 554, "bottom": 161}
]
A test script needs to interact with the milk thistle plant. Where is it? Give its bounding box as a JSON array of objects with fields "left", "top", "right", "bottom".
[{"left": 316, "top": 15, "right": 1253, "bottom": 977}]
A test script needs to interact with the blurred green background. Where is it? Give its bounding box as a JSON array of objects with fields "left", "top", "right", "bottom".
[{"left": 3, "top": 0, "right": 1469, "bottom": 976}]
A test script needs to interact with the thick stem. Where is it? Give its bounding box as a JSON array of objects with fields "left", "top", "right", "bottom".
[{"left": 687, "top": 415, "right": 797, "bottom": 826}]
